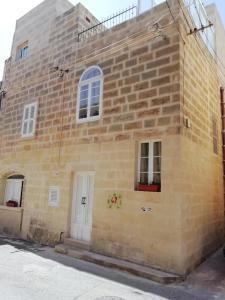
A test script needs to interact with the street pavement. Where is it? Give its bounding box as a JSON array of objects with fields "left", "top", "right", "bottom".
[{"left": 0, "top": 235, "right": 224, "bottom": 300}]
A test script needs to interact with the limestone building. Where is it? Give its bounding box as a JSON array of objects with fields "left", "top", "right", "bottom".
[{"left": 0, "top": 0, "right": 224, "bottom": 276}]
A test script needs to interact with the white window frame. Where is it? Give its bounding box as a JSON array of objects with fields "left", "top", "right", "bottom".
[
  {"left": 20, "top": 46, "right": 28, "bottom": 59},
  {"left": 138, "top": 140, "right": 161, "bottom": 185},
  {"left": 76, "top": 66, "right": 103, "bottom": 124},
  {"left": 21, "top": 101, "right": 38, "bottom": 138}
]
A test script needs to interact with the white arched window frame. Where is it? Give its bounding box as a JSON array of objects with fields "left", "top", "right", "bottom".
[{"left": 76, "top": 66, "right": 103, "bottom": 123}]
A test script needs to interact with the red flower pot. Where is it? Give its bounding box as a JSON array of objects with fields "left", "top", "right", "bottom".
[
  {"left": 136, "top": 183, "right": 160, "bottom": 192},
  {"left": 6, "top": 200, "right": 18, "bottom": 207}
]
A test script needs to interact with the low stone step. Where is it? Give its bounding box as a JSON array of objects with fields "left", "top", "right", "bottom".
[
  {"left": 63, "top": 238, "right": 90, "bottom": 251},
  {"left": 55, "top": 244, "right": 185, "bottom": 284}
]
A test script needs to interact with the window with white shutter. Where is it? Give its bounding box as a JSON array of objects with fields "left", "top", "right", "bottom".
[{"left": 21, "top": 102, "right": 38, "bottom": 138}]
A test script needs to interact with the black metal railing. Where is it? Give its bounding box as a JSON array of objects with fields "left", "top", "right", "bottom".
[{"left": 78, "top": 5, "right": 137, "bottom": 42}]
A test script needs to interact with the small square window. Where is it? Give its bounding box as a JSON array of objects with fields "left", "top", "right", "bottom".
[{"left": 16, "top": 41, "right": 28, "bottom": 60}]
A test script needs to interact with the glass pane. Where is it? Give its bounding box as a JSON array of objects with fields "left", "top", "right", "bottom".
[
  {"left": 24, "top": 107, "right": 29, "bottom": 120},
  {"left": 80, "top": 90, "right": 88, "bottom": 100},
  {"left": 80, "top": 84, "right": 88, "bottom": 99},
  {"left": 91, "top": 96, "right": 99, "bottom": 106},
  {"left": 80, "top": 84, "right": 88, "bottom": 91},
  {"left": 91, "top": 87, "right": 100, "bottom": 97},
  {"left": 140, "top": 158, "right": 148, "bottom": 172},
  {"left": 153, "top": 173, "right": 161, "bottom": 184},
  {"left": 90, "top": 106, "right": 99, "bottom": 117},
  {"left": 79, "top": 109, "right": 87, "bottom": 119},
  {"left": 91, "top": 81, "right": 100, "bottom": 97},
  {"left": 30, "top": 106, "right": 35, "bottom": 119},
  {"left": 23, "top": 121, "right": 28, "bottom": 135},
  {"left": 21, "top": 46, "right": 28, "bottom": 58},
  {"left": 153, "top": 157, "right": 161, "bottom": 172},
  {"left": 28, "top": 120, "right": 34, "bottom": 134},
  {"left": 140, "top": 173, "right": 148, "bottom": 184},
  {"left": 81, "top": 67, "right": 101, "bottom": 81},
  {"left": 153, "top": 142, "right": 161, "bottom": 156},
  {"left": 141, "top": 143, "right": 149, "bottom": 157},
  {"left": 92, "top": 80, "right": 100, "bottom": 88},
  {"left": 80, "top": 99, "right": 87, "bottom": 109}
]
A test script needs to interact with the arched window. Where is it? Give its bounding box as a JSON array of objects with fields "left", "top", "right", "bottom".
[{"left": 77, "top": 66, "right": 103, "bottom": 123}]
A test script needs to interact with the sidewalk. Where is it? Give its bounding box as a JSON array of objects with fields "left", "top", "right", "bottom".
[
  {"left": 0, "top": 234, "right": 224, "bottom": 300},
  {"left": 179, "top": 248, "right": 225, "bottom": 298}
]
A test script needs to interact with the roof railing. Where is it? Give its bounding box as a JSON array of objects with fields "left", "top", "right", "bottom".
[{"left": 78, "top": 5, "right": 137, "bottom": 42}]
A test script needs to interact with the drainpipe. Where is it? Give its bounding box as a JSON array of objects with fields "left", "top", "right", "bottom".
[{"left": 220, "top": 87, "right": 225, "bottom": 208}]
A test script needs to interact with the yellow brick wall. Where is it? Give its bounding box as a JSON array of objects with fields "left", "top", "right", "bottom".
[
  {"left": 0, "top": 206, "right": 23, "bottom": 236},
  {"left": 178, "top": 136, "right": 224, "bottom": 273},
  {"left": 0, "top": 135, "right": 186, "bottom": 274},
  {"left": 177, "top": 2, "right": 224, "bottom": 272}
]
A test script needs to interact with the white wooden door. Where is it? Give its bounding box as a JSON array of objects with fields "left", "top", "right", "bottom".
[
  {"left": 71, "top": 173, "right": 94, "bottom": 242},
  {"left": 4, "top": 179, "right": 23, "bottom": 205}
]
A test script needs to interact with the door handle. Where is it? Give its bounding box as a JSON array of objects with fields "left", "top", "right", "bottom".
[{"left": 81, "top": 197, "right": 86, "bottom": 205}]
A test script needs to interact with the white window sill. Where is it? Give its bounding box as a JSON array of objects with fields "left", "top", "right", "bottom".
[
  {"left": 76, "top": 116, "right": 100, "bottom": 124},
  {"left": 21, "top": 134, "right": 36, "bottom": 140},
  {"left": 0, "top": 205, "right": 23, "bottom": 212}
]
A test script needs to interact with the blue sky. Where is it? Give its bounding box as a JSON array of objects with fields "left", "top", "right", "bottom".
[{"left": 0, "top": 0, "right": 224, "bottom": 78}]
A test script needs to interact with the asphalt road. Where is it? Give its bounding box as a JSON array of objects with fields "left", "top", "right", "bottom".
[{"left": 0, "top": 235, "right": 224, "bottom": 300}]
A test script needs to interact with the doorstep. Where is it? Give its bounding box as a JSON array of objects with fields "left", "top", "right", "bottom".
[{"left": 55, "top": 242, "right": 185, "bottom": 284}]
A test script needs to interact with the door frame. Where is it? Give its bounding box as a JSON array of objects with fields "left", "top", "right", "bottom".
[{"left": 70, "top": 171, "right": 95, "bottom": 242}]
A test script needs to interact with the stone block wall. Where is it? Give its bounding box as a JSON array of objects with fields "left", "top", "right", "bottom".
[
  {"left": 177, "top": 2, "right": 224, "bottom": 272},
  {"left": 11, "top": 0, "right": 74, "bottom": 61},
  {"left": 0, "top": 206, "right": 23, "bottom": 236},
  {"left": 0, "top": 2, "right": 181, "bottom": 154}
]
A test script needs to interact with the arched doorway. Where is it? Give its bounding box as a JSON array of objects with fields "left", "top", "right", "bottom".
[{"left": 4, "top": 174, "right": 25, "bottom": 207}]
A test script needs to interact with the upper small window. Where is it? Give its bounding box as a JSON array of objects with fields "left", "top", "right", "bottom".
[
  {"left": 77, "top": 66, "right": 103, "bottom": 123},
  {"left": 21, "top": 102, "right": 38, "bottom": 138},
  {"left": 16, "top": 41, "right": 28, "bottom": 60}
]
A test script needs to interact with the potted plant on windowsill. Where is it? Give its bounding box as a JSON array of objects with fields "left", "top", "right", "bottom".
[
  {"left": 136, "top": 182, "right": 161, "bottom": 192},
  {"left": 6, "top": 200, "right": 18, "bottom": 207}
]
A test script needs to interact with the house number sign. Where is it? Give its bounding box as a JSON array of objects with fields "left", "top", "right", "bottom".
[{"left": 81, "top": 197, "right": 86, "bottom": 205}]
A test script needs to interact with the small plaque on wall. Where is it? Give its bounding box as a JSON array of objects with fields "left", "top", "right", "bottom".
[{"left": 48, "top": 186, "right": 60, "bottom": 207}]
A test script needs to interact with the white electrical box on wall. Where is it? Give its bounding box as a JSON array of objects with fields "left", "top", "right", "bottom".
[{"left": 48, "top": 186, "right": 60, "bottom": 207}]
